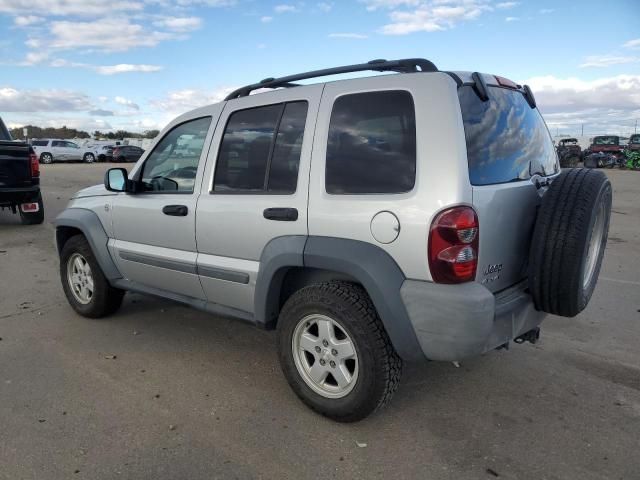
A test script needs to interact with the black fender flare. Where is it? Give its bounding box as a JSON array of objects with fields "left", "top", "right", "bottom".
[
  {"left": 255, "top": 236, "right": 424, "bottom": 361},
  {"left": 53, "top": 208, "right": 122, "bottom": 281}
]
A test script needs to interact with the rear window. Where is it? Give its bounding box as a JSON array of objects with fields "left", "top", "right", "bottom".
[
  {"left": 458, "top": 85, "right": 558, "bottom": 186},
  {"left": 630, "top": 135, "right": 640, "bottom": 145},
  {"left": 593, "top": 136, "right": 618, "bottom": 145},
  {"left": 0, "top": 119, "right": 11, "bottom": 141}
]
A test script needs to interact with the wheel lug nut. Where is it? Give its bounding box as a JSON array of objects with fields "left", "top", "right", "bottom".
[
  {"left": 315, "top": 346, "right": 321, "bottom": 353},
  {"left": 330, "top": 361, "right": 336, "bottom": 368},
  {"left": 322, "top": 340, "right": 329, "bottom": 347},
  {"left": 319, "top": 359, "right": 326, "bottom": 366},
  {"left": 331, "top": 349, "right": 338, "bottom": 356}
]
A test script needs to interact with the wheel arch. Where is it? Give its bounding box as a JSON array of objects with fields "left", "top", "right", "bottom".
[
  {"left": 255, "top": 236, "right": 424, "bottom": 361},
  {"left": 54, "top": 208, "right": 122, "bottom": 281}
]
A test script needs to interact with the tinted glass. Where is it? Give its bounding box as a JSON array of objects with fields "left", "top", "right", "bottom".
[
  {"left": 66, "top": 142, "right": 79, "bottom": 148},
  {"left": 214, "top": 102, "right": 307, "bottom": 193},
  {"left": 630, "top": 134, "right": 640, "bottom": 145},
  {"left": 326, "top": 91, "right": 416, "bottom": 194},
  {"left": 141, "top": 116, "right": 211, "bottom": 193},
  {"left": 52, "top": 141, "right": 64, "bottom": 147},
  {"left": 458, "top": 85, "right": 558, "bottom": 186},
  {"left": 32, "top": 140, "right": 48, "bottom": 146},
  {"left": 593, "top": 136, "right": 618, "bottom": 145},
  {"left": 0, "top": 118, "right": 10, "bottom": 140},
  {"left": 268, "top": 102, "right": 308, "bottom": 193}
]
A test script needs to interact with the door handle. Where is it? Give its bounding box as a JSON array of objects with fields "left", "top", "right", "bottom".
[
  {"left": 162, "top": 205, "right": 188, "bottom": 216},
  {"left": 263, "top": 207, "right": 298, "bottom": 221}
]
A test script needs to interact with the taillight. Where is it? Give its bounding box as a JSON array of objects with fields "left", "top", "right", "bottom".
[
  {"left": 428, "top": 206, "right": 479, "bottom": 284},
  {"left": 30, "top": 152, "right": 40, "bottom": 177}
]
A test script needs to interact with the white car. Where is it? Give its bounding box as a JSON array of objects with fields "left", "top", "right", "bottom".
[{"left": 31, "top": 139, "right": 97, "bottom": 164}]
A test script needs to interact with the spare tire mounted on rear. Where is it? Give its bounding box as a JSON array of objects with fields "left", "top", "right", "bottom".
[{"left": 529, "top": 168, "right": 612, "bottom": 317}]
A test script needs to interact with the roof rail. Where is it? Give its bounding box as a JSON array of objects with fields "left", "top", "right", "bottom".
[{"left": 224, "top": 58, "right": 438, "bottom": 100}]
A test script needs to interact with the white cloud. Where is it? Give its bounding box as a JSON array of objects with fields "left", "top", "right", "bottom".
[
  {"left": 496, "top": 2, "right": 518, "bottom": 8},
  {"left": 0, "top": 0, "right": 144, "bottom": 16},
  {"left": 13, "top": 15, "right": 44, "bottom": 26},
  {"left": 115, "top": 96, "right": 140, "bottom": 110},
  {"left": 360, "top": 0, "right": 420, "bottom": 11},
  {"left": 151, "top": 87, "right": 236, "bottom": 115},
  {"left": 0, "top": 86, "right": 92, "bottom": 112},
  {"left": 521, "top": 75, "right": 640, "bottom": 136},
  {"left": 89, "top": 109, "right": 114, "bottom": 116},
  {"left": 379, "top": 2, "right": 490, "bottom": 35},
  {"left": 580, "top": 55, "right": 639, "bottom": 68},
  {"left": 153, "top": 16, "right": 203, "bottom": 32},
  {"left": 328, "top": 33, "right": 368, "bottom": 39},
  {"left": 317, "top": 2, "right": 333, "bottom": 12},
  {"left": 539, "top": 8, "right": 554, "bottom": 14},
  {"left": 505, "top": 16, "right": 518, "bottom": 22},
  {"left": 623, "top": 38, "right": 640, "bottom": 50},
  {"left": 274, "top": 4, "right": 297, "bottom": 13},
  {"left": 260, "top": 15, "right": 273, "bottom": 22},
  {"left": 46, "top": 19, "right": 175, "bottom": 52},
  {"left": 95, "top": 64, "right": 164, "bottom": 75},
  {"left": 21, "top": 51, "right": 49, "bottom": 65}
]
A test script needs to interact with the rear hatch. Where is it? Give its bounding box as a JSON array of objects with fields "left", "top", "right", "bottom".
[{"left": 457, "top": 78, "right": 559, "bottom": 292}]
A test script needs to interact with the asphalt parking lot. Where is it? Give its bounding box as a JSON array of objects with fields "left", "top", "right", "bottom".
[{"left": 1, "top": 163, "right": 639, "bottom": 480}]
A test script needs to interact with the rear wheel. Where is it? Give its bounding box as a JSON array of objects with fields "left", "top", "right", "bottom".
[
  {"left": 60, "top": 235, "right": 124, "bottom": 318},
  {"left": 83, "top": 153, "right": 95, "bottom": 163},
  {"left": 277, "top": 282, "right": 402, "bottom": 422},
  {"left": 529, "top": 168, "right": 612, "bottom": 317},
  {"left": 19, "top": 193, "right": 44, "bottom": 225},
  {"left": 40, "top": 153, "right": 53, "bottom": 164}
]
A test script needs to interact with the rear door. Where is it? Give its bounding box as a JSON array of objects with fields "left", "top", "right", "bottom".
[
  {"left": 51, "top": 141, "right": 66, "bottom": 161},
  {"left": 195, "top": 86, "right": 321, "bottom": 315},
  {"left": 457, "top": 80, "right": 559, "bottom": 292}
]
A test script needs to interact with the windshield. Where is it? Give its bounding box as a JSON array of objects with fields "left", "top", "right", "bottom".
[
  {"left": 593, "top": 136, "right": 618, "bottom": 145},
  {"left": 458, "top": 85, "right": 558, "bottom": 186}
]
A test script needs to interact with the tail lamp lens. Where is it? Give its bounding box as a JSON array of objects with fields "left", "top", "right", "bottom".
[
  {"left": 30, "top": 152, "right": 40, "bottom": 177},
  {"left": 428, "top": 206, "right": 479, "bottom": 284}
]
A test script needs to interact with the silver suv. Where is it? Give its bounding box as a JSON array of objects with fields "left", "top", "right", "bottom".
[
  {"left": 31, "top": 139, "right": 96, "bottom": 163},
  {"left": 54, "top": 59, "right": 612, "bottom": 421}
]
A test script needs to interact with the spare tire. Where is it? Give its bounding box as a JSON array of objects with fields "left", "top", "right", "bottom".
[{"left": 529, "top": 168, "right": 611, "bottom": 317}]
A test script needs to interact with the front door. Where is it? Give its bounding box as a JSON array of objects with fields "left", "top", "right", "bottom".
[
  {"left": 109, "top": 114, "right": 218, "bottom": 299},
  {"left": 195, "top": 86, "right": 322, "bottom": 316}
]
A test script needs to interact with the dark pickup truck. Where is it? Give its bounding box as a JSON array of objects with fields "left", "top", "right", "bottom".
[{"left": 0, "top": 117, "right": 44, "bottom": 224}]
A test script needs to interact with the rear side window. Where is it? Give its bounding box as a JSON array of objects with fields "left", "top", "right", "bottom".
[
  {"left": 32, "top": 140, "right": 48, "bottom": 146},
  {"left": 458, "top": 85, "right": 558, "bottom": 185},
  {"left": 213, "top": 101, "right": 308, "bottom": 193},
  {"left": 326, "top": 90, "right": 416, "bottom": 194}
]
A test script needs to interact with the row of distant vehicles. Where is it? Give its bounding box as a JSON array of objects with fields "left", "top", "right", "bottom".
[
  {"left": 556, "top": 134, "right": 640, "bottom": 169},
  {"left": 29, "top": 139, "right": 144, "bottom": 164}
]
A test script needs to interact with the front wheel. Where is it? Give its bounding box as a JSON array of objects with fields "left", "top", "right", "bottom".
[
  {"left": 60, "top": 235, "right": 124, "bottom": 318},
  {"left": 277, "top": 282, "right": 402, "bottom": 422}
]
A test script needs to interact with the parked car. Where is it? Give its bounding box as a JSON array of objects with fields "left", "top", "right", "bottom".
[
  {"left": 0, "top": 117, "right": 44, "bottom": 224},
  {"left": 31, "top": 139, "right": 97, "bottom": 163},
  {"left": 585, "top": 135, "right": 625, "bottom": 159},
  {"left": 627, "top": 134, "right": 640, "bottom": 152},
  {"left": 54, "top": 59, "right": 611, "bottom": 422},
  {"left": 556, "top": 137, "right": 582, "bottom": 167},
  {"left": 88, "top": 144, "right": 115, "bottom": 162},
  {"left": 112, "top": 145, "right": 144, "bottom": 163}
]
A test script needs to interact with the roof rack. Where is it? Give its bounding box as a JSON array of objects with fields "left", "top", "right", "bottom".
[{"left": 224, "top": 58, "right": 438, "bottom": 100}]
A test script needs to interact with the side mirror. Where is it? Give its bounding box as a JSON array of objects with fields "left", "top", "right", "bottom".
[{"left": 104, "top": 168, "right": 130, "bottom": 192}]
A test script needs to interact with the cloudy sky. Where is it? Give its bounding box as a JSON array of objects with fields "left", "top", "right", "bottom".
[{"left": 1, "top": 0, "right": 639, "bottom": 136}]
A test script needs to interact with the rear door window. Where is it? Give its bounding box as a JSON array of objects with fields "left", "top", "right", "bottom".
[
  {"left": 325, "top": 90, "right": 416, "bottom": 194},
  {"left": 32, "top": 140, "right": 48, "bottom": 146},
  {"left": 458, "top": 85, "right": 558, "bottom": 186}
]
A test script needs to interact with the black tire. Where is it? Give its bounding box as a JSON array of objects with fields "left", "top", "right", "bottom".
[
  {"left": 19, "top": 193, "right": 45, "bottom": 225},
  {"left": 277, "top": 282, "right": 402, "bottom": 422},
  {"left": 529, "top": 168, "right": 612, "bottom": 317},
  {"left": 60, "top": 235, "right": 124, "bottom": 318},
  {"left": 40, "top": 152, "right": 53, "bottom": 164},
  {"left": 83, "top": 153, "right": 95, "bottom": 163}
]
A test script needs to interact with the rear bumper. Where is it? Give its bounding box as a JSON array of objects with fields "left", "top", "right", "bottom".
[
  {"left": 400, "top": 279, "right": 545, "bottom": 361},
  {"left": 0, "top": 186, "right": 40, "bottom": 205}
]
